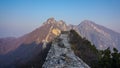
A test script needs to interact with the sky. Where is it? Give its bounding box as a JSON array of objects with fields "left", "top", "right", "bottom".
[{"left": 0, "top": 0, "right": 120, "bottom": 38}]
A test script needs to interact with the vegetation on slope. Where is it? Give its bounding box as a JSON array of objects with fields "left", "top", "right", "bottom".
[
  {"left": 69, "top": 29, "right": 120, "bottom": 68},
  {"left": 99, "top": 47, "right": 120, "bottom": 68}
]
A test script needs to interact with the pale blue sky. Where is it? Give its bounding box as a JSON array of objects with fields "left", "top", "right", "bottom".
[{"left": 0, "top": 0, "right": 120, "bottom": 38}]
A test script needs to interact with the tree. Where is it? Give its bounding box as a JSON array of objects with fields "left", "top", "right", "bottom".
[
  {"left": 99, "top": 47, "right": 120, "bottom": 68},
  {"left": 99, "top": 47, "right": 112, "bottom": 68},
  {"left": 111, "top": 48, "right": 120, "bottom": 68}
]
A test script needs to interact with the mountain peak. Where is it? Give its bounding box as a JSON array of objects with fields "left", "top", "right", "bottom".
[
  {"left": 79, "top": 20, "right": 101, "bottom": 32},
  {"left": 58, "top": 20, "right": 65, "bottom": 25},
  {"left": 79, "top": 20, "right": 110, "bottom": 37},
  {"left": 77, "top": 19, "right": 120, "bottom": 51},
  {"left": 46, "top": 17, "right": 56, "bottom": 24},
  {"left": 47, "top": 17, "right": 55, "bottom": 21},
  {"left": 80, "top": 20, "right": 96, "bottom": 26}
]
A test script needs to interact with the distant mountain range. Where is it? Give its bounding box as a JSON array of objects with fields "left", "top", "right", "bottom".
[
  {"left": 74, "top": 20, "right": 120, "bottom": 51},
  {"left": 0, "top": 18, "right": 120, "bottom": 67}
]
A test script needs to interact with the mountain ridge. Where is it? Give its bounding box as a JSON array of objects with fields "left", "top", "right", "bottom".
[
  {"left": 42, "top": 31, "right": 90, "bottom": 68},
  {"left": 0, "top": 18, "right": 120, "bottom": 55},
  {"left": 0, "top": 18, "right": 68, "bottom": 54},
  {"left": 75, "top": 20, "right": 120, "bottom": 51},
  {"left": 0, "top": 18, "right": 120, "bottom": 68}
]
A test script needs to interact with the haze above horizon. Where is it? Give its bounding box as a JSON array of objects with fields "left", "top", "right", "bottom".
[{"left": 0, "top": 0, "right": 120, "bottom": 38}]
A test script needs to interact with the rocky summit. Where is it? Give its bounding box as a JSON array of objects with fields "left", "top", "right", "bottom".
[{"left": 42, "top": 31, "right": 90, "bottom": 68}]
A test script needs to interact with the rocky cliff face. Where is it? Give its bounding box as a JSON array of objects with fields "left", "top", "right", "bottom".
[
  {"left": 0, "top": 18, "right": 67, "bottom": 54},
  {"left": 0, "top": 18, "right": 68, "bottom": 67},
  {"left": 42, "top": 31, "right": 90, "bottom": 68}
]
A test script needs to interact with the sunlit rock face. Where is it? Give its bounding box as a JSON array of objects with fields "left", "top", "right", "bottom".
[
  {"left": 42, "top": 32, "right": 90, "bottom": 68},
  {"left": 52, "top": 28, "right": 61, "bottom": 36}
]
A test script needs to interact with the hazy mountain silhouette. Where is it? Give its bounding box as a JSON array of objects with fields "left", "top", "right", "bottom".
[{"left": 75, "top": 20, "right": 120, "bottom": 51}]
